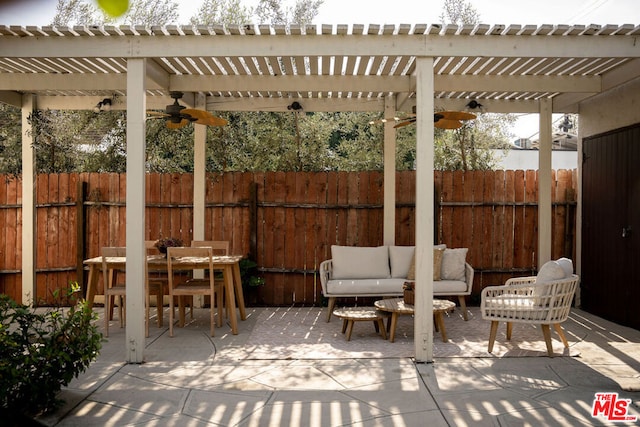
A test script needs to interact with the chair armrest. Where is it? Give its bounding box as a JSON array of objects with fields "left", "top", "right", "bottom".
[
  {"left": 481, "top": 282, "right": 537, "bottom": 300},
  {"left": 319, "top": 259, "right": 333, "bottom": 295},
  {"left": 464, "top": 263, "right": 474, "bottom": 294}
]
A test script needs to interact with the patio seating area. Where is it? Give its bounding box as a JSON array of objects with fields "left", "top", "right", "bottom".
[{"left": 40, "top": 304, "right": 640, "bottom": 426}]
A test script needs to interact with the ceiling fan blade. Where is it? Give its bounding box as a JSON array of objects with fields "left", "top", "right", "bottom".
[
  {"left": 181, "top": 108, "right": 211, "bottom": 120},
  {"left": 196, "top": 116, "right": 229, "bottom": 126},
  {"left": 435, "top": 119, "right": 463, "bottom": 129},
  {"left": 166, "top": 119, "right": 190, "bottom": 129},
  {"left": 439, "top": 111, "right": 476, "bottom": 121},
  {"left": 146, "top": 111, "right": 170, "bottom": 118},
  {"left": 393, "top": 119, "right": 415, "bottom": 129},
  {"left": 370, "top": 117, "right": 402, "bottom": 125}
]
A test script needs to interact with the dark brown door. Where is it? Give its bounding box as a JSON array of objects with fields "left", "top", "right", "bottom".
[{"left": 582, "top": 124, "right": 640, "bottom": 330}]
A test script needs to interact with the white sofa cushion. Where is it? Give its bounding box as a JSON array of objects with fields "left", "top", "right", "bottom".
[
  {"left": 433, "top": 279, "right": 469, "bottom": 294},
  {"left": 326, "top": 278, "right": 405, "bottom": 295},
  {"left": 331, "top": 245, "right": 390, "bottom": 279},
  {"left": 441, "top": 248, "right": 468, "bottom": 281},
  {"left": 389, "top": 245, "right": 415, "bottom": 278}
]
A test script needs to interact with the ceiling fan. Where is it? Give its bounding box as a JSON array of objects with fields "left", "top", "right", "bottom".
[
  {"left": 393, "top": 110, "right": 477, "bottom": 129},
  {"left": 146, "top": 91, "right": 228, "bottom": 129},
  {"left": 370, "top": 105, "right": 477, "bottom": 130}
]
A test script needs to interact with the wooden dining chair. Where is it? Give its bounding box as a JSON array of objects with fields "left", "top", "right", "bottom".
[
  {"left": 144, "top": 243, "right": 167, "bottom": 336},
  {"left": 190, "top": 240, "right": 230, "bottom": 255},
  {"left": 145, "top": 240, "right": 169, "bottom": 302},
  {"left": 101, "top": 247, "right": 126, "bottom": 337},
  {"left": 167, "top": 246, "right": 218, "bottom": 337},
  {"left": 102, "top": 246, "right": 164, "bottom": 338},
  {"left": 189, "top": 241, "right": 229, "bottom": 326}
]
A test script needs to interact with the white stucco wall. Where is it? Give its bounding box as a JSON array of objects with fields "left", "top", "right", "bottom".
[
  {"left": 491, "top": 149, "right": 577, "bottom": 170},
  {"left": 579, "top": 77, "right": 640, "bottom": 138}
]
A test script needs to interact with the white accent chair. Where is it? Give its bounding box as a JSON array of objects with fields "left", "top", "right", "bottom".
[{"left": 480, "top": 258, "right": 579, "bottom": 356}]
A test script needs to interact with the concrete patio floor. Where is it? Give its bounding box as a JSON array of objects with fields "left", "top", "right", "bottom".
[{"left": 40, "top": 306, "right": 640, "bottom": 426}]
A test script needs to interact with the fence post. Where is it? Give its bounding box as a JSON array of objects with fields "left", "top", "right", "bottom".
[{"left": 76, "top": 181, "right": 87, "bottom": 294}]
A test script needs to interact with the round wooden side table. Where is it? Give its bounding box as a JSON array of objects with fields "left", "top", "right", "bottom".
[{"left": 332, "top": 307, "right": 388, "bottom": 341}]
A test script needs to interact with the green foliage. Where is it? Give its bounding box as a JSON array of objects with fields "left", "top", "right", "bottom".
[
  {"left": 0, "top": 285, "right": 103, "bottom": 416},
  {"left": 434, "top": 113, "right": 516, "bottom": 170},
  {"left": 440, "top": 0, "right": 481, "bottom": 25},
  {"left": 121, "top": 0, "right": 180, "bottom": 25},
  {"left": 52, "top": 0, "right": 102, "bottom": 26},
  {"left": 0, "top": 103, "right": 22, "bottom": 175},
  {"left": 239, "top": 258, "right": 265, "bottom": 287},
  {"left": 190, "top": 0, "right": 253, "bottom": 25}
]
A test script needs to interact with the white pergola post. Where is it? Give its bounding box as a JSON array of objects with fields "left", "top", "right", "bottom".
[
  {"left": 125, "top": 58, "right": 147, "bottom": 363},
  {"left": 538, "top": 98, "right": 553, "bottom": 268},
  {"left": 383, "top": 94, "right": 397, "bottom": 246},
  {"left": 21, "top": 94, "right": 36, "bottom": 306},
  {"left": 414, "top": 57, "right": 435, "bottom": 363},
  {"left": 192, "top": 93, "right": 207, "bottom": 294}
]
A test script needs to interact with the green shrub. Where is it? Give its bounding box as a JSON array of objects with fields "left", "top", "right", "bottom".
[{"left": 0, "top": 284, "right": 103, "bottom": 417}]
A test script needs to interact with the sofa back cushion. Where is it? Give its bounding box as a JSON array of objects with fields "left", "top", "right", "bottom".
[
  {"left": 331, "top": 245, "right": 390, "bottom": 279},
  {"left": 389, "top": 246, "right": 415, "bottom": 278}
]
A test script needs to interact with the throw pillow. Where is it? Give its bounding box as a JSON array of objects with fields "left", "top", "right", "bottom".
[
  {"left": 433, "top": 248, "right": 445, "bottom": 281},
  {"left": 406, "top": 246, "right": 446, "bottom": 281},
  {"left": 440, "top": 248, "right": 468, "bottom": 281},
  {"left": 556, "top": 257, "right": 573, "bottom": 278},
  {"left": 331, "top": 245, "right": 390, "bottom": 279},
  {"left": 389, "top": 246, "right": 415, "bottom": 278},
  {"left": 407, "top": 253, "right": 416, "bottom": 280},
  {"left": 536, "top": 260, "right": 565, "bottom": 283}
]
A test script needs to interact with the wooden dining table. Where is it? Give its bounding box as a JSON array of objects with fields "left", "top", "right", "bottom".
[{"left": 83, "top": 253, "right": 247, "bottom": 335}]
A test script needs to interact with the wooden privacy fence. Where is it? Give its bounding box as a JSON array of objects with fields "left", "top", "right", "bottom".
[{"left": 0, "top": 170, "right": 577, "bottom": 306}]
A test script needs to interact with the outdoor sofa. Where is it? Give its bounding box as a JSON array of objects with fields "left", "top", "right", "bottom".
[{"left": 320, "top": 244, "right": 474, "bottom": 321}]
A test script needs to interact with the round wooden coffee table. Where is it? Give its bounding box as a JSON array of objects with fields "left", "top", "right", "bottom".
[
  {"left": 374, "top": 298, "right": 455, "bottom": 342},
  {"left": 332, "top": 307, "right": 388, "bottom": 341}
]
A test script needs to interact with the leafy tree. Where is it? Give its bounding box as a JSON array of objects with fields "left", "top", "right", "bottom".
[
  {"left": 254, "top": 0, "right": 323, "bottom": 25},
  {"left": 0, "top": 103, "right": 22, "bottom": 175},
  {"left": 52, "top": 0, "right": 102, "bottom": 26},
  {"left": 440, "top": 0, "right": 480, "bottom": 25},
  {"left": 29, "top": 110, "right": 80, "bottom": 173},
  {"left": 52, "top": 0, "right": 180, "bottom": 26},
  {"left": 190, "top": 0, "right": 253, "bottom": 25},
  {"left": 121, "top": 0, "right": 180, "bottom": 25},
  {"left": 435, "top": 114, "right": 516, "bottom": 170}
]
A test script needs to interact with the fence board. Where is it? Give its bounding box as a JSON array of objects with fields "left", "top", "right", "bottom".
[
  {"left": 146, "top": 173, "right": 161, "bottom": 241},
  {"left": 440, "top": 171, "right": 454, "bottom": 245},
  {"left": 469, "top": 170, "right": 485, "bottom": 268},
  {"left": 336, "top": 171, "right": 349, "bottom": 245},
  {"left": 503, "top": 170, "right": 516, "bottom": 270},
  {"left": 524, "top": 170, "right": 538, "bottom": 268},
  {"left": 396, "top": 170, "right": 414, "bottom": 245}
]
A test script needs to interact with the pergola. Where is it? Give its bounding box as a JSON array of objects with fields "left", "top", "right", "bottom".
[{"left": 1, "top": 23, "right": 639, "bottom": 363}]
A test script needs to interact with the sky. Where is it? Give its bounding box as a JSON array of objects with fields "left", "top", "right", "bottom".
[{"left": 1, "top": 0, "right": 639, "bottom": 139}]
